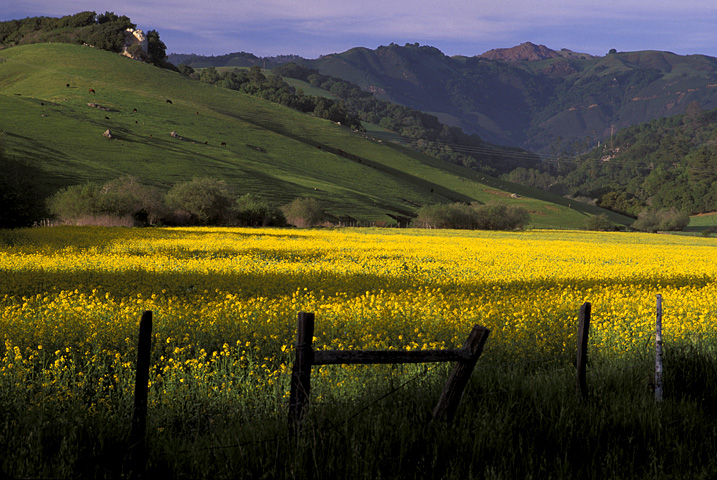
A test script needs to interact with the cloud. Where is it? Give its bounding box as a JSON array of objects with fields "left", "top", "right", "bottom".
[{"left": 2, "top": 0, "right": 717, "bottom": 57}]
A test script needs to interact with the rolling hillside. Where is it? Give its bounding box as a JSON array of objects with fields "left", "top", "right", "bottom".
[{"left": 0, "top": 43, "right": 631, "bottom": 228}]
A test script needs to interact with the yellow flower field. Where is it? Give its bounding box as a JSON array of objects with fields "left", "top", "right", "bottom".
[{"left": 1, "top": 226, "right": 716, "bottom": 411}]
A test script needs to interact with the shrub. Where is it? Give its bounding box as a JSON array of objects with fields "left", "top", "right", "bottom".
[
  {"left": 235, "top": 193, "right": 286, "bottom": 227},
  {"left": 47, "top": 176, "right": 167, "bottom": 225},
  {"left": 478, "top": 204, "right": 531, "bottom": 230},
  {"left": 100, "top": 176, "right": 167, "bottom": 225},
  {"left": 281, "top": 197, "right": 326, "bottom": 227},
  {"left": 412, "top": 203, "right": 478, "bottom": 229},
  {"left": 411, "top": 202, "right": 531, "bottom": 230},
  {"left": 47, "top": 182, "right": 104, "bottom": 220},
  {"left": 165, "top": 178, "right": 236, "bottom": 226},
  {"left": 584, "top": 213, "right": 614, "bottom": 231},
  {"left": 632, "top": 208, "right": 689, "bottom": 232}
]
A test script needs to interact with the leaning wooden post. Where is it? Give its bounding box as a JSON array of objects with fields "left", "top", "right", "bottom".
[
  {"left": 432, "top": 325, "right": 490, "bottom": 424},
  {"left": 289, "top": 312, "right": 315, "bottom": 431},
  {"left": 655, "top": 294, "right": 664, "bottom": 402},
  {"left": 130, "top": 311, "right": 153, "bottom": 471},
  {"left": 576, "top": 302, "right": 591, "bottom": 400}
]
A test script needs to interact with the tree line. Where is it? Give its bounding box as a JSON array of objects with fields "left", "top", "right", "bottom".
[
  {"left": 0, "top": 11, "right": 170, "bottom": 67},
  {"left": 509, "top": 103, "right": 717, "bottom": 217},
  {"left": 42, "top": 176, "right": 338, "bottom": 228},
  {"left": 178, "top": 65, "right": 364, "bottom": 131}
]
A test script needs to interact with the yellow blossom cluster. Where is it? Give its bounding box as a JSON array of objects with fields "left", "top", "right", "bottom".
[{"left": 1, "top": 226, "right": 716, "bottom": 410}]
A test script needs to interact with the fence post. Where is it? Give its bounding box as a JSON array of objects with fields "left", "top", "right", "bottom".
[
  {"left": 655, "top": 294, "right": 663, "bottom": 402},
  {"left": 576, "top": 302, "right": 591, "bottom": 400},
  {"left": 129, "top": 310, "right": 153, "bottom": 472},
  {"left": 289, "top": 312, "right": 315, "bottom": 431},
  {"left": 432, "top": 325, "right": 490, "bottom": 423}
]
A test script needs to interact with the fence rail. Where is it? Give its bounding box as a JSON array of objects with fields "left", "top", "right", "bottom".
[{"left": 288, "top": 311, "right": 490, "bottom": 430}]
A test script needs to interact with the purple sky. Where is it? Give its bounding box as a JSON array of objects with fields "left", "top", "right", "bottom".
[{"left": 2, "top": 1, "right": 717, "bottom": 58}]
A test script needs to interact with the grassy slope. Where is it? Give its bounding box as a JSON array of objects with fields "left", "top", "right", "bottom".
[{"left": 0, "top": 43, "right": 629, "bottom": 227}]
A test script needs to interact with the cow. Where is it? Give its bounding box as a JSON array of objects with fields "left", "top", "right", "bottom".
[
  {"left": 89, "top": 88, "right": 95, "bottom": 94},
  {"left": 220, "top": 142, "right": 226, "bottom": 146},
  {"left": 166, "top": 99, "right": 172, "bottom": 104},
  {"left": 133, "top": 108, "right": 138, "bottom": 113}
]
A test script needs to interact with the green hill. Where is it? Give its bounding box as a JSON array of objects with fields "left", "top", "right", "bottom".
[{"left": 0, "top": 43, "right": 630, "bottom": 228}]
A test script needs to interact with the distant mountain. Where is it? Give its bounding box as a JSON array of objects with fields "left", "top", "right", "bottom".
[
  {"left": 296, "top": 43, "right": 717, "bottom": 154},
  {"left": 176, "top": 42, "right": 717, "bottom": 154},
  {"left": 478, "top": 42, "right": 596, "bottom": 62}
]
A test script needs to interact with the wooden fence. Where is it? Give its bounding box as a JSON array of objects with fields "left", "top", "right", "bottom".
[
  {"left": 125, "top": 297, "right": 669, "bottom": 469},
  {"left": 287, "top": 312, "right": 491, "bottom": 429}
]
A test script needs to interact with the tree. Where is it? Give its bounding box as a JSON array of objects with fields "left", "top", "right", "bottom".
[
  {"left": 100, "top": 176, "right": 167, "bottom": 224},
  {"left": 632, "top": 208, "right": 689, "bottom": 232},
  {"left": 411, "top": 202, "right": 530, "bottom": 230},
  {"left": 47, "top": 182, "right": 104, "bottom": 220},
  {"left": 281, "top": 197, "right": 326, "bottom": 227},
  {"left": 247, "top": 65, "right": 266, "bottom": 85},
  {"left": 146, "top": 29, "right": 167, "bottom": 65},
  {"left": 584, "top": 213, "right": 614, "bottom": 231},
  {"left": 46, "top": 176, "right": 167, "bottom": 225},
  {"left": 199, "top": 66, "right": 220, "bottom": 84},
  {"left": 165, "top": 178, "right": 236, "bottom": 225},
  {"left": 235, "top": 193, "right": 286, "bottom": 227}
]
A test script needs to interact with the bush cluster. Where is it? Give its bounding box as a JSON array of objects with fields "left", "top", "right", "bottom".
[
  {"left": 583, "top": 213, "right": 616, "bottom": 231},
  {"left": 280, "top": 197, "right": 327, "bottom": 228},
  {"left": 631, "top": 208, "right": 690, "bottom": 233},
  {"left": 411, "top": 202, "right": 531, "bottom": 230},
  {"left": 46, "top": 176, "right": 290, "bottom": 227}
]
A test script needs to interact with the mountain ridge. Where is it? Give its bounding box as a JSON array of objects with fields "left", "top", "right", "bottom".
[
  {"left": 169, "top": 43, "right": 717, "bottom": 154},
  {"left": 476, "top": 42, "right": 597, "bottom": 62}
]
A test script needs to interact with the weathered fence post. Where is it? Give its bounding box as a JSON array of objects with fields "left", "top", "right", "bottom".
[
  {"left": 655, "top": 294, "right": 664, "bottom": 402},
  {"left": 130, "top": 310, "right": 153, "bottom": 472},
  {"left": 576, "top": 302, "right": 591, "bottom": 400},
  {"left": 432, "top": 325, "right": 490, "bottom": 423},
  {"left": 289, "top": 312, "right": 315, "bottom": 431}
]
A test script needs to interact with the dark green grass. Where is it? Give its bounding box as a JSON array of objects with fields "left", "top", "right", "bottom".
[
  {"left": 0, "top": 43, "right": 626, "bottom": 227},
  {"left": 4, "top": 346, "right": 717, "bottom": 479}
]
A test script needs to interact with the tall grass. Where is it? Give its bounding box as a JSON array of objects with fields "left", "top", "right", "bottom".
[{"left": 4, "top": 346, "right": 717, "bottom": 478}]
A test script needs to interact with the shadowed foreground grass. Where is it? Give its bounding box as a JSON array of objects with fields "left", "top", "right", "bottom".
[{"left": 3, "top": 346, "right": 717, "bottom": 479}]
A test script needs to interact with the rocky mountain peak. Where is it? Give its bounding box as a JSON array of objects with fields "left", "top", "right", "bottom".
[{"left": 478, "top": 42, "right": 595, "bottom": 62}]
